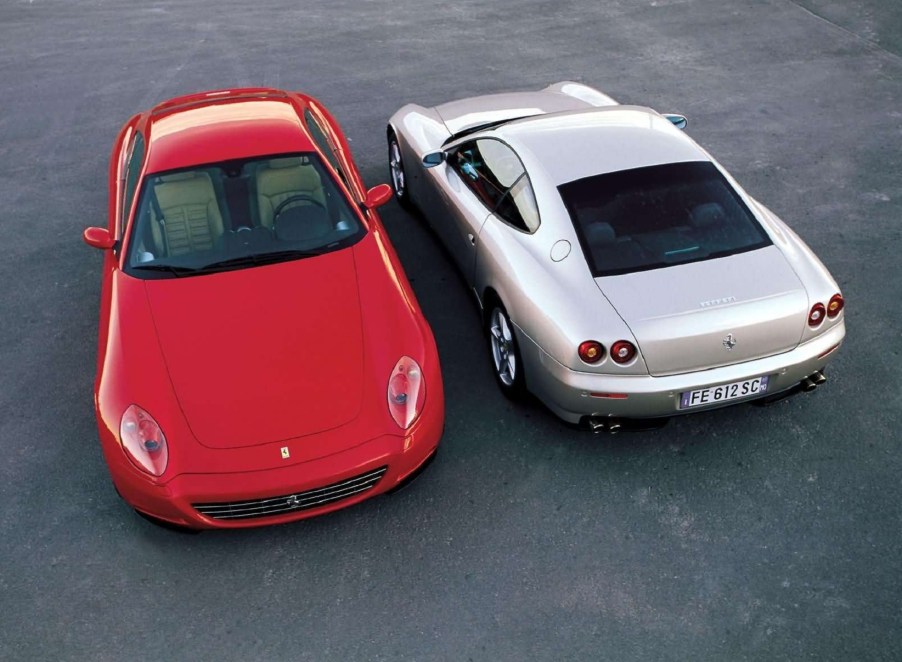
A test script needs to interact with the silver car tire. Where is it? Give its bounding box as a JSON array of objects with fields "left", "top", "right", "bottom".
[
  {"left": 387, "top": 130, "right": 412, "bottom": 209},
  {"left": 487, "top": 304, "right": 525, "bottom": 399}
]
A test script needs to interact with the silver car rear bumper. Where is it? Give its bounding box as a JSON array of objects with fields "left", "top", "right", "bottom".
[{"left": 519, "top": 321, "right": 846, "bottom": 423}]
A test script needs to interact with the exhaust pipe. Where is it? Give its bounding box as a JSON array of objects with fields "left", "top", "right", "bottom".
[
  {"left": 583, "top": 416, "right": 669, "bottom": 431},
  {"left": 800, "top": 371, "right": 827, "bottom": 393},
  {"left": 585, "top": 417, "right": 623, "bottom": 434},
  {"left": 587, "top": 418, "right": 606, "bottom": 433}
]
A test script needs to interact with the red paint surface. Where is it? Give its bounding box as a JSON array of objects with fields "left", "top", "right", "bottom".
[{"left": 87, "top": 88, "right": 444, "bottom": 528}]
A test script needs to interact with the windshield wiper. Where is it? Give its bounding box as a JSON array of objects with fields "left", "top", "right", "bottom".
[
  {"left": 196, "top": 249, "right": 326, "bottom": 273},
  {"left": 131, "top": 263, "right": 197, "bottom": 277}
]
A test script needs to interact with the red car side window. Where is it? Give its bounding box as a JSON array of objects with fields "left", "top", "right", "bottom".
[
  {"left": 121, "top": 132, "right": 145, "bottom": 231},
  {"left": 303, "top": 110, "right": 350, "bottom": 189}
]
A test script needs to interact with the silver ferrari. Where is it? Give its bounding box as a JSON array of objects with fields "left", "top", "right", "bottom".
[{"left": 387, "top": 82, "right": 845, "bottom": 429}]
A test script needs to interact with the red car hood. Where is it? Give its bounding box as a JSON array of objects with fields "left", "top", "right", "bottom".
[{"left": 145, "top": 251, "right": 364, "bottom": 449}]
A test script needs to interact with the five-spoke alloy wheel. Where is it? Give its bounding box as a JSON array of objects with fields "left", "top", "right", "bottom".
[
  {"left": 487, "top": 304, "right": 525, "bottom": 398},
  {"left": 387, "top": 130, "right": 411, "bottom": 208}
]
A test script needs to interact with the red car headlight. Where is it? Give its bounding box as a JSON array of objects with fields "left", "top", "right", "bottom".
[
  {"left": 387, "top": 356, "right": 425, "bottom": 430},
  {"left": 119, "top": 404, "right": 169, "bottom": 476}
]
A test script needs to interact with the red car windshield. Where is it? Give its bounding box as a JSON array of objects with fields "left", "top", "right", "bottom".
[
  {"left": 125, "top": 153, "right": 365, "bottom": 278},
  {"left": 559, "top": 161, "right": 772, "bottom": 277}
]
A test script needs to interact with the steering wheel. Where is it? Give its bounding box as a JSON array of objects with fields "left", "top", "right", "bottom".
[{"left": 272, "top": 194, "right": 327, "bottom": 224}]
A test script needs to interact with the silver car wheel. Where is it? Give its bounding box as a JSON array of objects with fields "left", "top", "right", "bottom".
[
  {"left": 389, "top": 138, "right": 406, "bottom": 198},
  {"left": 490, "top": 307, "right": 517, "bottom": 387}
]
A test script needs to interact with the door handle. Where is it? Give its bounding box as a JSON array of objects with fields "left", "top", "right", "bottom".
[{"left": 467, "top": 233, "right": 476, "bottom": 246}]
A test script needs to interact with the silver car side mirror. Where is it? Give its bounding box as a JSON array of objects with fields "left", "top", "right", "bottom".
[
  {"left": 422, "top": 151, "right": 446, "bottom": 168},
  {"left": 663, "top": 114, "right": 688, "bottom": 130}
]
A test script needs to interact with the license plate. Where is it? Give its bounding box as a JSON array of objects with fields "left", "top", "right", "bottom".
[{"left": 680, "top": 375, "right": 770, "bottom": 409}]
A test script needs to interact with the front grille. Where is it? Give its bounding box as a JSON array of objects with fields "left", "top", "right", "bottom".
[{"left": 193, "top": 466, "right": 388, "bottom": 521}]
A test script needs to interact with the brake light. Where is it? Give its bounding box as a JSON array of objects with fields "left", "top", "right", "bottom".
[
  {"left": 808, "top": 302, "right": 826, "bottom": 327},
  {"left": 610, "top": 340, "right": 637, "bottom": 364},
  {"left": 119, "top": 404, "right": 168, "bottom": 476},
  {"left": 578, "top": 341, "right": 605, "bottom": 364},
  {"left": 387, "top": 356, "right": 425, "bottom": 429},
  {"left": 827, "top": 293, "right": 844, "bottom": 319}
]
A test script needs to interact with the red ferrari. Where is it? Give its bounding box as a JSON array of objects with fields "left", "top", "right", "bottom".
[{"left": 83, "top": 88, "right": 444, "bottom": 529}]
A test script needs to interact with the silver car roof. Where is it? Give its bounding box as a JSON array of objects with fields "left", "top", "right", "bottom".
[
  {"left": 493, "top": 106, "right": 710, "bottom": 186},
  {"left": 433, "top": 84, "right": 616, "bottom": 136}
]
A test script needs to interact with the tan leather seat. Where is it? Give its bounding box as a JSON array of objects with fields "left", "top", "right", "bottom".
[
  {"left": 256, "top": 157, "right": 326, "bottom": 228},
  {"left": 151, "top": 172, "right": 224, "bottom": 256}
]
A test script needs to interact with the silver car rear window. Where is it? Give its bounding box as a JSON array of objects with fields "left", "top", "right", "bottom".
[{"left": 559, "top": 161, "right": 772, "bottom": 277}]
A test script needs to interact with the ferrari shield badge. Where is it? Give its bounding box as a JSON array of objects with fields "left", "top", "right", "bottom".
[{"left": 723, "top": 333, "right": 737, "bottom": 351}]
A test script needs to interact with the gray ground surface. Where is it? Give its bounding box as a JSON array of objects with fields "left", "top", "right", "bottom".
[{"left": 1, "top": 1, "right": 900, "bottom": 660}]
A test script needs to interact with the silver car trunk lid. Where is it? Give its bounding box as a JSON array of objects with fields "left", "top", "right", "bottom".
[{"left": 595, "top": 246, "right": 808, "bottom": 376}]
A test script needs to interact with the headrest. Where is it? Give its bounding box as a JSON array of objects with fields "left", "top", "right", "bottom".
[
  {"left": 158, "top": 172, "right": 199, "bottom": 183},
  {"left": 268, "top": 157, "right": 303, "bottom": 170},
  {"left": 584, "top": 221, "right": 616, "bottom": 246},
  {"left": 257, "top": 162, "right": 322, "bottom": 194},
  {"left": 690, "top": 202, "right": 725, "bottom": 228},
  {"left": 154, "top": 171, "right": 216, "bottom": 208}
]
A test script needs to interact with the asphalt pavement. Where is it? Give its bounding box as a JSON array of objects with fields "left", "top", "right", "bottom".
[{"left": 1, "top": 1, "right": 900, "bottom": 660}]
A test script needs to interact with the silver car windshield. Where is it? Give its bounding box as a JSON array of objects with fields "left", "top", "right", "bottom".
[
  {"left": 124, "top": 153, "right": 365, "bottom": 279},
  {"left": 559, "top": 161, "right": 772, "bottom": 277}
]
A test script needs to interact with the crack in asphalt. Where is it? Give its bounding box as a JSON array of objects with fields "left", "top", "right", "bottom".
[{"left": 785, "top": 0, "right": 902, "bottom": 62}]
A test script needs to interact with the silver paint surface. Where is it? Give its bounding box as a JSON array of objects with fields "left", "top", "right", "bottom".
[{"left": 389, "top": 83, "right": 845, "bottom": 420}]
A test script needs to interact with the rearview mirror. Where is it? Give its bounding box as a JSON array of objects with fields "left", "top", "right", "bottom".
[
  {"left": 663, "top": 113, "right": 688, "bottom": 130},
  {"left": 364, "top": 183, "right": 393, "bottom": 209},
  {"left": 83, "top": 227, "right": 115, "bottom": 250},
  {"left": 422, "top": 151, "right": 446, "bottom": 168}
]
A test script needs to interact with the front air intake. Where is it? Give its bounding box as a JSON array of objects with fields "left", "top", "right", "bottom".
[{"left": 193, "top": 466, "right": 387, "bottom": 521}]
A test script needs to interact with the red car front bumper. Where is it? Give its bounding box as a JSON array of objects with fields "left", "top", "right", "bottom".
[{"left": 107, "top": 398, "right": 443, "bottom": 530}]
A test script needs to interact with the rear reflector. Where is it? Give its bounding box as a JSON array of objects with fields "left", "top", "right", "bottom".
[
  {"left": 817, "top": 343, "right": 840, "bottom": 359},
  {"left": 589, "top": 392, "right": 629, "bottom": 399}
]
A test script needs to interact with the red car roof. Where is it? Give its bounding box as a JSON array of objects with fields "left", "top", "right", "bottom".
[{"left": 143, "top": 89, "right": 316, "bottom": 173}]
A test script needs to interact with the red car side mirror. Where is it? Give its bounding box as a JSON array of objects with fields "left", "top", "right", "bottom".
[
  {"left": 83, "top": 227, "right": 115, "bottom": 250},
  {"left": 364, "top": 184, "right": 393, "bottom": 210}
]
